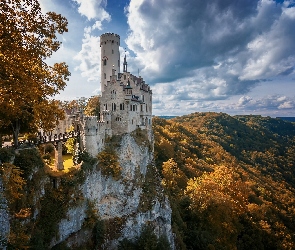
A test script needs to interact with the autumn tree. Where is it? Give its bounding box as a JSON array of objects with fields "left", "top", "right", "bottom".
[
  {"left": 0, "top": 0, "right": 70, "bottom": 147},
  {"left": 162, "top": 158, "right": 187, "bottom": 195},
  {"left": 84, "top": 95, "right": 100, "bottom": 117}
]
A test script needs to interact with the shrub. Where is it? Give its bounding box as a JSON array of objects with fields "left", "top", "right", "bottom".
[
  {"left": 97, "top": 147, "right": 121, "bottom": 180},
  {"left": 0, "top": 147, "right": 14, "bottom": 163},
  {"left": 14, "top": 148, "right": 44, "bottom": 178}
]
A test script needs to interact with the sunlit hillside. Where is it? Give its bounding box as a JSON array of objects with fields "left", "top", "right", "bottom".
[{"left": 153, "top": 112, "right": 295, "bottom": 250}]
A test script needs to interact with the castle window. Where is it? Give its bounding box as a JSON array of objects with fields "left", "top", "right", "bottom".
[
  {"left": 146, "top": 104, "right": 148, "bottom": 112},
  {"left": 104, "top": 59, "right": 107, "bottom": 66},
  {"left": 114, "top": 103, "right": 116, "bottom": 111},
  {"left": 112, "top": 40, "right": 114, "bottom": 43},
  {"left": 124, "top": 75, "right": 126, "bottom": 80},
  {"left": 141, "top": 105, "right": 143, "bottom": 112},
  {"left": 130, "top": 105, "right": 132, "bottom": 111},
  {"left": 118, "top": 60, "right": 120, "bottom": 67},
  {"left": 112, "top": 49, "right": 114, "bottom": 54},
  {"left": 104, "top": 73, "right": 106, "bottom": 79}
]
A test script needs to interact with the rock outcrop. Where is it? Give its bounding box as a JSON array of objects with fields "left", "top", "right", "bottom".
[{"left": 55, "top": 132, "right": 174, "bottom": 249}]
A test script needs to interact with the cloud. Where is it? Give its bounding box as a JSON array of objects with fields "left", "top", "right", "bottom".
[
  {"left": 126, "top": 0, "right": 295, "bottom": 103},
  {"left": 74, "top": 27, "right": 101, "bottom": 83},
  {"left": 232, "top": 95, "right": 295, "bottom": 112},
  {"left": 72, "top": 0, "right": 112, "bottom": 89},
  {"left": 72, "top": 0, "right": 111, "bottom": 21}
]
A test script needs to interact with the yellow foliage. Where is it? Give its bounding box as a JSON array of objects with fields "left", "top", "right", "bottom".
[
  {"left": 0, "top": 163, "right": 26, "bottom": 202},
  {"left": 0, "top": 0, "right": 70, "bottom": 145},
  {"left": 185, "top": 165, "right": 249, "bottom": 215}
]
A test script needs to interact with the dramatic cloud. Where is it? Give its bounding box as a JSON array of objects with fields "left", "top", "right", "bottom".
[
  {"left": 126, "top": 0, "right": 295, "bottom": 103},
  {"left": 39, "top": 0, "right": 295, "bottom": 116}
]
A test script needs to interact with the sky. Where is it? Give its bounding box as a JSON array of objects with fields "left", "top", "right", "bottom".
[{"left": 39, "top": 0, "right": 295, "bottom": 117}]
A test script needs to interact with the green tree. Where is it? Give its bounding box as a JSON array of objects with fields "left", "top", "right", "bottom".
[{"left": 0, "top": 0, "right": 70, "bottom": 147}]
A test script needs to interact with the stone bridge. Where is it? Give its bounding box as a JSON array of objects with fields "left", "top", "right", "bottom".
[
  {"left": 2, "top": 130, "right": 80, "bottom": 171},
  {"left": 37, "top": 130, "right": 80, "bottom": 171}
]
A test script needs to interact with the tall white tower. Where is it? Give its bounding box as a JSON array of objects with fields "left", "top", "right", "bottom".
[{"left": 100, "top": 33, "right": 120, "bottom": 93}]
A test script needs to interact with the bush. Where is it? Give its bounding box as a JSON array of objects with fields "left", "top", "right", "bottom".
[
  {"left": 97, "top": 147, "right": 121, "bottom": 180},
  {"left": 0, "top": 147, "right": 14, "bottom": 163},
  {"left": 14, "top": 148, "right": 44, "bottom": 178}
]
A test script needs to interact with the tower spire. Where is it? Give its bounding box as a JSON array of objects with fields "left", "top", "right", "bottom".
[{"left": 123, "top": 49, "right": 128, "bottom": 73}]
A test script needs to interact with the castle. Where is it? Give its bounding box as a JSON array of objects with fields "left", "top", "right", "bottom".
[{"left": 53, "top": 33, "right": 153, "bottom": 156}]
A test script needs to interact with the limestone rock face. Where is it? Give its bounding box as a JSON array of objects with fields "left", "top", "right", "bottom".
[
  {"left": 0, "top": 179, "right": 9, "bottom": 250},
  {"left": 56, "top": 133, "right": 174, "bottom": 249}
]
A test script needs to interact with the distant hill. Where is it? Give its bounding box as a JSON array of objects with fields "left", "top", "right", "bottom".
[
  {"left": 157, "top": 115, "right": 177, "bottom": 120},
  {"left": 153, "top": 112, "right": 295, "bottom": 250},
  {"left": 277, "top": 117, "right": 295, "bottom": 122}
]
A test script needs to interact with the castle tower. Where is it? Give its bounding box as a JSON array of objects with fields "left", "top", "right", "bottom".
[{"left": 100, "top": 33, "right": 120, "bottom": 93}]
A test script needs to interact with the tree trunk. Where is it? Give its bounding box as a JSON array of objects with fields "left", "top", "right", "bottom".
[{"left": 11, "top": 120, "right": 20, "bottom": 148}]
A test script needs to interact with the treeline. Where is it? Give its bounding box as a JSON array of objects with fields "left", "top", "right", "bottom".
[{"left": 153, "top": 112, "right": 295, "bottom": 250}]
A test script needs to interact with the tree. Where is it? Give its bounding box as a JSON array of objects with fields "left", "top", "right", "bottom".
[
  {"left": 0, "top": 0, "right": 70, "bottom": 147},
  {"left": 162, "top": 158, "right": 187, "bottom": 195},
  {"left": 84, "top": 95, "right": 100, "bottom": 117}
]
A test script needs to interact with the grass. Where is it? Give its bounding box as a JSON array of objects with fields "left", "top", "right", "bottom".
[
  {"left": 45, "top": 154, "right": 78, "bottom": 177},
  {"left": 62, "top": 154, "right": 74, "bottom": 172}
]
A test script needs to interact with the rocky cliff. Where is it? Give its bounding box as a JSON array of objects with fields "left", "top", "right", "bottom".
[
  {"left": 55, "top": 132, "right": 174, "bottom": 249},
  {"left": 0, "top": 130, "right": 174, "bottom": 249}
]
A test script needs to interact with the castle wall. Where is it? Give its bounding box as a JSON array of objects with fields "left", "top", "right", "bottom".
[{"left": 81, "top": 116, "right": 106, "bottom": 156}]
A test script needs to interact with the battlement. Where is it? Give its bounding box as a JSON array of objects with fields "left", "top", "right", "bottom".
[
  {"left": 100, "top": 33, "right": 120, "bottom": 46},
  {"left": 100, "top": 33, "right": 120, "bottom": 39}
]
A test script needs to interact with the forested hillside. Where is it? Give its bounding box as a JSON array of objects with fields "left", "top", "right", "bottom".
[{"left": 153, "top": 112, "right": 295, "bottom": 250}]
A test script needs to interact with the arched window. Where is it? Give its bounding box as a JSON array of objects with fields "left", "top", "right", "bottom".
[{"left": 104, "top": 59, "right": 107, "bottom": 65}]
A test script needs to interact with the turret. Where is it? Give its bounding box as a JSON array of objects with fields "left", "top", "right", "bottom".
[{"left": 100, "top": 33, "right": 120, "bottom": 93}]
